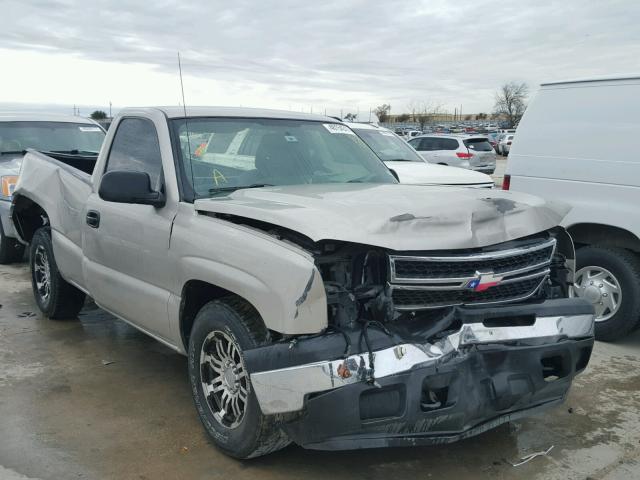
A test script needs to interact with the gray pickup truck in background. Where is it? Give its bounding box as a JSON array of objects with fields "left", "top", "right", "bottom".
[
  {"left": 0, "top": 113, "right": 105, "bottom": 263},
  {"left": 11, "top": 106, "right": 595, "bottom": 458}
]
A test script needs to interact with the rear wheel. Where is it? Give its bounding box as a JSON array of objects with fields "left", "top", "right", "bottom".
[
  {"left": 0, "top": 220, "right": 24, "bottom": 264},
  {"left": 188, "top": 298, "right": 290, "bottom": 458},
  {"left": 29, "top": 228, "right": 86, "bottom": 319},
  {"left": 569, "top": 246, "right": 640, "bottom": 341}
]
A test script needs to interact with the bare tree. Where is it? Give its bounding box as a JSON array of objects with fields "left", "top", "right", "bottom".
[
  {"left": 373, "top": 104, "right": 391, "bottom": 123},
  {"left": 343, "top": 112, "right": 357, "bottom": 121},
  {"left": 494, "top": 82, "right": 528, "bottom": 127},
  {"left": 413, "top": 101, "right": 443, "bottom": 130},
  {"left": 396, "top": 113, "right": 410, "bottom": 123}
]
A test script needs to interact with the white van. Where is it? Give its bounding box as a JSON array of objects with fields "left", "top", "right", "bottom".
[{"left": 505, "top": 75, "right": 640, "bottom": 341}]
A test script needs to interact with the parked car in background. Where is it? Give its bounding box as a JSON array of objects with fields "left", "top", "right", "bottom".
[
  {"left": 0, "top": 113, "right": 105, "bottom": 263},
  {"left": 12, "top": 106, "right": 593, "bottom": 458},
  {"left": 408, "top": 134, "right": 496, "bottom": 174},
  {"left": 497, "top": 134, "right": 515, "bottom": 155},
  {"left": 347, "top": 123, "right": 494, "bottom": 187},
  {"left": 505, "top": 75, "right": 640, "bottom": 340},
  {"left": 487, "top": 132, "right": 501, "bottom": 151},
  {"left": 399, "top": 129, "right": 422, "bottom": 140}
]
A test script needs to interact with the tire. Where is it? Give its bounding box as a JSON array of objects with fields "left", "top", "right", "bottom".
[
  {"left": 571, "top": 246, "right": 640, "bottom": 341},
  {"left": 188, "top": 298, "right": 290, "bottom": 458},
  {"left": 29, "top": 228, "right": 86, "bottom": 319},
  {"left": 0, "top": 220, "right": 25, "bottom": 264}
]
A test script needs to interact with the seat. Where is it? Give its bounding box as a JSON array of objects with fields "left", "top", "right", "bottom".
[{"left": 254, "top": 133, "right": 309, "bottom": 185}]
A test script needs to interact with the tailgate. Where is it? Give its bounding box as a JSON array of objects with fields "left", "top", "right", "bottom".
[{"left": 464, "top": 138, "right": 496, "bottom": 167}]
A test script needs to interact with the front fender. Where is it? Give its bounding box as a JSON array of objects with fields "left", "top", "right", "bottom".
[{"left": 170, "top": 208, "right": 328, "bottom": 336}]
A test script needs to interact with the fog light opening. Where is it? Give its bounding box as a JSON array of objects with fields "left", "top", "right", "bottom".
[{"left": 541, "top": 355, "right": 568, "bottom": 382}]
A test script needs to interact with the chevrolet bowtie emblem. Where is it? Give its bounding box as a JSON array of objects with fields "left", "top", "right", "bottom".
[{"left": 466, "top": 270, "right": 504, "bottom": 292}]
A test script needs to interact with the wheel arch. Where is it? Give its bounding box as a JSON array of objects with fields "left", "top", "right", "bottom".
[
  {"left": 567, "top": 223, "right": 640, "bottom": 253},
  {"left": 178, "top": 279, "right": 268, "bottom": 352},
  {"left": 11, "top": 194, "right": 50, "bottom": 243}
]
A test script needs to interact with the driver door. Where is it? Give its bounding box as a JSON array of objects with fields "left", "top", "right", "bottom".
[{"left": 83, "top": 117, "right": 176, "bottom": 341}]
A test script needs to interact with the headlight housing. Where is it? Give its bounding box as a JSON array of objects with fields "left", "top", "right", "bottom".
[{"left": 1, "top": 175, "right": 18, "bottom": 198}]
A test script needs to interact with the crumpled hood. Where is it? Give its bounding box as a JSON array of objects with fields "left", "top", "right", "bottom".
[
  {"left": 194, "top": 183, "right": 569, "bottom": 251},
  {"left": 385, "top": 161, "right": 493, "bottom": 186}
]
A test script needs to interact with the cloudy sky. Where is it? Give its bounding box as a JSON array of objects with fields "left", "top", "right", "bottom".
[{"left": 2, "top": 0, "right": 639, "bottom": 118}]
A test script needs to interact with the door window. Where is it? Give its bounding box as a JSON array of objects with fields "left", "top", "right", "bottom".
[
  {"left": 418, "top": 138, "right": 434, "bottom": 151},
  {"left": 408, "top": 138, "right": 422, "bottom": 150},
  {"left": 105, "top": 118, "right": 163, "bottom": 189},
  {"left": 436, "top": 138, "right": 459, "bottom": 150}
]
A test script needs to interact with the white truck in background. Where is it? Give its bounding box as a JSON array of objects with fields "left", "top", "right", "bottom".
[{"left": 505, "top": 75, "right": 640, "bottom": 340}]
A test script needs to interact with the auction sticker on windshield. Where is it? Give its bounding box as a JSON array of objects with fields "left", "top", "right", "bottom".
[
  {"left": 79, "top": 127, "right": 103, "bottom": 132},
  {"left": 323, "top": 124, "right": 355, "bottom": 135}
]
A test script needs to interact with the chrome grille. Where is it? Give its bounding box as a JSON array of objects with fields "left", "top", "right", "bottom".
[{"left": 388, "top": 238, "right": 555, "bottom": 310}]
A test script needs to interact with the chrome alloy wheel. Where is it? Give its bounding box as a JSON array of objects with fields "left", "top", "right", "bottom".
[
  {"left": 33, "top": 245, "right": 51, "bottom": 303},
  {"left": 570, "top": 266, "right": 622, "bottom": 322},
  {"left": 200, "top": 330, "right": 249, "bottom": 428}
]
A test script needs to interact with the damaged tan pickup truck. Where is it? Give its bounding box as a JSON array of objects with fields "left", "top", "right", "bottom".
[{"left": 11, "top": 107, "right": 595, "bottom": 458}]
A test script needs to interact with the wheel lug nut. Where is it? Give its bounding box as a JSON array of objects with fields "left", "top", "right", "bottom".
[
  {"left": 599, "top": 284, "right": 603, "bottom": 288},
  {"left": 603, "top": 293, "right": 608, "bottom": 297}
]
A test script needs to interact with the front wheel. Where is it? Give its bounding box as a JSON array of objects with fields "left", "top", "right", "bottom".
[
  {"left": 188, "top": 298, "right": 290, "bottom": 458},
  {"left": 569, "top": 246, "right": 640, "bottom": 341},
  {"left": 29, "top": 228, "right": 86, "bottom": 319}
]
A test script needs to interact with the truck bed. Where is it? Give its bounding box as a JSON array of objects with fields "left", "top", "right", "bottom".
[{"left": 12, "top": 149, "right": 96, "bottom": 290}]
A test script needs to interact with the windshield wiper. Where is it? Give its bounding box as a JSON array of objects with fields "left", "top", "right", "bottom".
[
  {"left": 384, "top": 158, "right": 416, "bottom": 162},
  {"left": 208, "top": 183, "right": 274, "bottom": 195},
  {"left": 48, "top": 149, "right": 99, "bottom": 155},
  {"left": 0, "top": 150, "right": 26, "bottom": 155}
]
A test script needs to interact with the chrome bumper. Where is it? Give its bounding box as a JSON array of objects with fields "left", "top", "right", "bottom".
[
  {"left": 250, "top": 314, "right": 594, "bottom": 415},
  {"left": 0, "top": 199, "right": 17, "bottom": 239}
]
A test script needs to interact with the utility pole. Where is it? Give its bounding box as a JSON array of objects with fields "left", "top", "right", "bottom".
[{"left": 109, "top": 101, "right": 112, "bottom": 118}]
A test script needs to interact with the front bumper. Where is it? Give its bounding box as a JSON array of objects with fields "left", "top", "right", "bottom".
[
  {"left": 0, "top": 198, "right": 18, "bottom": 239},
  {"left": 247, "top": 299, "right": 594, "bottom": 450},
  {"left": 473, "top": 165, "right": 496, "bottom": 174}
]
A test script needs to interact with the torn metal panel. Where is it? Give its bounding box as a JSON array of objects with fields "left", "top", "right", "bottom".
[{"left": 194, "top": 183, "right": 570, "bottom": 251}]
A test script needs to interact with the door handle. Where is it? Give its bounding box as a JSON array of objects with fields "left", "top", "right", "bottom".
[{"left": 86, "top": 210, "right": 100, "bottom": 228}]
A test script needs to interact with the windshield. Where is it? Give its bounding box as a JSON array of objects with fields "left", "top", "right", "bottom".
[
  {"left": 172, "top": 118, "right": 397, "bottom": 199},
  {"left": 353, "top": 128, "right": 424, "bottom": 162},
  {"left": 0, "top": 121, "right": 105, "bottom": 154}
]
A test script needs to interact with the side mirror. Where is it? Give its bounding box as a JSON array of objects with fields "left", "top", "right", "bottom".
[{"left": 99, "top": 170, "right": 165, "bottom": 207}]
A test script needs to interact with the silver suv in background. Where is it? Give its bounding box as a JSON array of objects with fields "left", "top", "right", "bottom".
[
  {"left": 408, "top": 134, "right": 496, "bottom": 174},
  {"left": 0, "top": 114, "right": 105, "bottom": 263}
]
